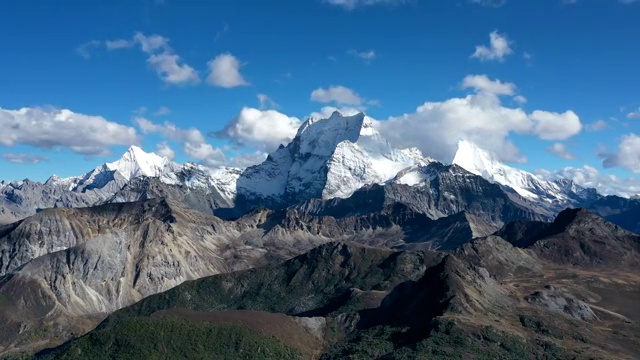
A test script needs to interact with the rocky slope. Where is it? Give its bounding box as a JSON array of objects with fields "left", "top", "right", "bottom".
[
  {"left": 34, "top": 240, "right": 640, "bottom": 359},
  {"left": 0, "top": 196, "right": 498, "bottom": 355},
  {"left": 498, "top": 208, "right": 640, "bottom": 267},
  {"left": 294, "top": 162, "right": 552, "bottom": 227}
]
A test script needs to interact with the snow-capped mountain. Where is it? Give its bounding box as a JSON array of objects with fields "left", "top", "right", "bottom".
[
  {"left": 234, "top": 111, "right": 432, "bottom": 209},
  {"left": 0, "top": 110, "right": 632, "bottom": 228},
  {"left": 105, "top": 145, "right": 176, "bottom": 181},
  {"left": 451, "top": 140, "right": 584, "bottom": 205},
  {"left": 45, "top": 145, "right": 240, "bottom": 198},
  {"left": 48, "top": 146, "right": 179, "bottom": 192},
  {"left": 0, "top": 145, "right": 243, "bottom": 224}
]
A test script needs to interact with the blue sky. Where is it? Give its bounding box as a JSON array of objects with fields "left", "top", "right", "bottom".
[{"left": 1, "top": 0, "right": 640, "bottom": 195}]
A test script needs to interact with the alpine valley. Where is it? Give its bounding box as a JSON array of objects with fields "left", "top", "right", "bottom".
[{"left": 1, "top": 112, "right": 639, "bottom": 359}]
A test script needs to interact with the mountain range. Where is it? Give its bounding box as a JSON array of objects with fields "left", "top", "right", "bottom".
[
  {"left": 1, "top": 111, "right": 634, "bottom": 228},
  {"left": 1, "top": 111, "right": 639, "bottom": 359}
]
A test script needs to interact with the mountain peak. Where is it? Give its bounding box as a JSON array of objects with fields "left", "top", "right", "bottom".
[
  {"left": 296, "top": 111, "right": 372, "bottom": 144},
  {"left": 552, "top": 208, "right": 609, "bottom": 230},
  {"left": 235, "top": 110, "right": 428, "bottom": 206},
  {"left": 452, "top": 140, "right": 500, "bottom": 177},
  {"left": 452, "top": 140, "right": 571, "bottom": 202},
  {"left": 105, "top": 145, "right": 173, "bottom": 181}
]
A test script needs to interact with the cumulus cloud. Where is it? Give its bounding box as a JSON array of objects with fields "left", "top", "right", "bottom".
[
  {"left": 547, "top": 142, "right": 576, "bottom": 160},
  {"left": 347, "top": 49, "right": 377, "bottom": 62},
  {"left": 215, "top": 107, "right": 301, "bottom": 151},
  {"left": 2, "top": 153, "right": 49, "bottom": 165},
  {"left": 147, "top": 52, "right": 199, "bottom": 85},
  {"left": 311, "top": 86, "right": 364, "bottom": 106},
  {"left": 134, "top": 117, "right": 205, "bottom": 144},
  {"left": 471, "top": 30, "right": 513, "bottom": 62},
  {"left": 537, "top": 165, "right": 640, "bottom": 198},
  {"left": 0, "top": 107, "right": 139, "bottom": 156},
  {"left": 374, "top": 80, "right": 582, "bottom": 163},
  {"left": 183, "top": 142, "right": 225, "bottom": 167},
  {"left": 601, "top": 134, "right": 640, "bottom": 173},
  {"left": 80, "top": 33, "right": 199, "bottom": 86},
  {"left": 326, "top": 0, "right": 407, "bottom": 10},
  {"left": 133, "top": 33, "right": 170, "bottom": 53},
  {"left": 461, "top": 74, "right": 516, "bottom": 95},
  {"left": 529, "top": 110, "right": 582, "bottom": 140},
  {"left": 155, "top": 142, "right": 175, "bottom": 160},
  {"left": 206, "top": 53, "right": 249, "bottom": 88},
  {"left": 134, "top": 117, "right": 224, "bottom": 166}
]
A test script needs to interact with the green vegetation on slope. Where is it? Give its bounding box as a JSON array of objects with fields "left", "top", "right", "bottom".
[
  {"left": 103, "top": 244, "right": 438, "bottom": 326},
  {"left": 35, "top": 316, "right": 301, "bottom": 360},
  {"left": 321, "top": 319, "right": 570, "bottom": 360}
]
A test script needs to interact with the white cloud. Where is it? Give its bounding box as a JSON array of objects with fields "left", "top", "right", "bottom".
[
  {"left": 311, "top": 85, "right": 364, "bottom": 106},
  {"left": 626, "top": 108, "right": 640, "bottom": 119},
  {"left": 347, "top": 49, "right": 376, "bottom": 62},
  {"left": 529, "top": 110, "right": 582, "bottom": 140},
  {"left": 228, "top": 151, "right": 268, "bottom": 167},
  {"left": 155, "top": 142, "right": 175, "bottom": 160},
  {"left": 461, "top": 74, "right": 516, "bottom": 95},
  {"left": 586, "top": 119, "right": 607, "bottom": 132},
  {"left": 134, "top": 117, "right": 224, "bottom": 167},
  {"left": 547, "top": 142, "right": 576, "bottom": 160},
  {"left": 601, "top": 134, "right": 640, "bottom": 173},
  {"left": 154, "top": 106, "right": 171, "bottom": 116},
  {"left": 81, "top": 33, "right": 199, "bottom": 86},
  {"left": 105, "top": 39, "right": 133, "bottom": 50},
  {"left": 2, "top": 153, "right": 49, "bottom": 165},
  {"left": 326, "top": 0, "right": 406, "bottom": 10},
  {"left": 537, "top": 165, "right": 640, "bottom": 198},
  {"left": 513, "top": 95, "right": 527, "bottom": 104},
  {"left": 374, "top": 79, "right": 582, "bottom": 163},
  {"left": 133, "top": 33, "right": 170, "bottom": 53},
  {"left": 133, "top": 106, "right": 148, "bottom": 115},
  {"left": 471, "top": 30, "right": 513, "bottom": 62},
  {"left": 184, "top": 142, "right": 225, "bottom": 167},
  {"left": 257, "top": 94, "right": 279, "bottom": 109},
  {"left": 134, "top": 117, "right": 205, "bottom": 144},
  {"left": 216, "top": 107, "right": 301, "bottom": 151},
  {"left": 76, "top": 40, "right": 101, "bottom": 59},
  {"left": 0, "top": 107, "right": 139, "bottom": 156},
  {"left": 147, "top": 52, "right": 200, "bottom": 85},
  {"left": 470, "top": 0, "right": 507, "bottom": 7},
  {"left": 206, "top": 53, "right": 249, "bottom": 88}
]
